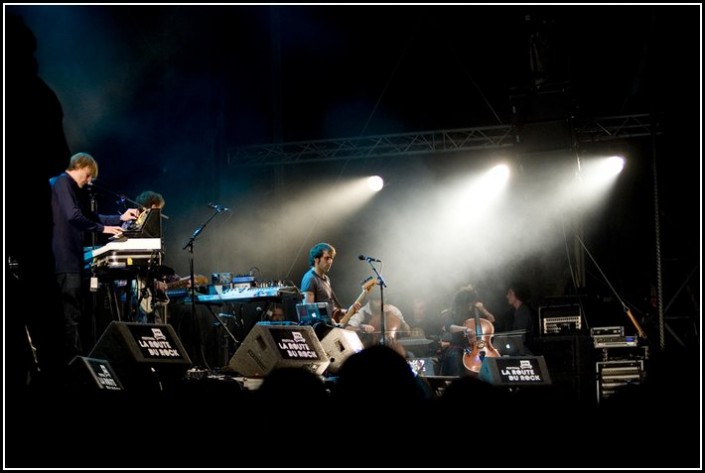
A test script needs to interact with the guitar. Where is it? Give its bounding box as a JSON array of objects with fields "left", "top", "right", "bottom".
[
  {"left": 337, "top": 277, "right": 378, "bottom": 326},
  {"left": 164, "top": 274, "right": 209, "bottom": 291},
  {"left": 139, "top": 274, "right": 208, "bottom": 314}
]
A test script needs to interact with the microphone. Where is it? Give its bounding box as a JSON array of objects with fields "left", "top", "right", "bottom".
[
  {"left": 208, "top": 203, "right": 231, "bottom": 212},
  {"left": 358, "top": 254, "right": 382, "bottom": 262}
]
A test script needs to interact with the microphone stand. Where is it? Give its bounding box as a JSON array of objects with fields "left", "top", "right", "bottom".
[
  {"left": 364, "top": 260, "right": 387, "bottom": 347},
  {"left": 182, "top": 208, "right": 239, "bottom": 369},
  {"left": 88, "top": 188, "right": 99, "bottom": 346}
]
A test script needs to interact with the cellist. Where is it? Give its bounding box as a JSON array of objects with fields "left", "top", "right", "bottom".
[{"left": 439, "top": 284, "right": 497, "bottom": 376}]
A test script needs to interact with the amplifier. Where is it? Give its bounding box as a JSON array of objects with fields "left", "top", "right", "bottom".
[
  {"left": 596, "top": 345, "right": 649, "bottom": 362},
  {"left": 593, "top": 335, "right": 639, "bottom": 348},
  {"left": 591, "top": 326, "right": 624, "bottom": 337},
  {"left": 596, "top": 359, "right": 645, "bottom": 404},
  {"left": 542, "top": 316, "right": 582, "bottom": 335},
  {"left": 539, "top": 304, "right": 582, "bottom": 335}
]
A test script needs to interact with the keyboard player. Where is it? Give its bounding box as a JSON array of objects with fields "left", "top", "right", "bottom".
[
  {"left": 50, "top": 152, "right": 139, "bottom": 364},
  {"left": 84, "top": 190, "right": 166, "bottom": 316},
  {"left": 131, "top": 191, "right": 167, "bottom": 323}
]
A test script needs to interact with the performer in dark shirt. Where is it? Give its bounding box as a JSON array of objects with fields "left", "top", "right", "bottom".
[
  {"left": 502, "top": 281, "right": 536, "bottom": 355},
  {"left": 300, "top": 242, "right": 361, "bottom": 323},
  {"left": 49, "top": 152, "right": 138, "bottom": 363}
]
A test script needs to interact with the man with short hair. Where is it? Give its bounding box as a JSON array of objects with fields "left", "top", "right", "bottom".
[
  {"left": 300, "top": 242, "right": 361, "bottom": 323},
  {"left": 50, "top": 152, "right": 139, "bottom": 362}
]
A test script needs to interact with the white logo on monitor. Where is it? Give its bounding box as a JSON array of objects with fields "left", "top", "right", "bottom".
[
  {"left": 152, "top": 328, "right": 166, "bottom": 340},
  {"left": 292, "top": 332, "right": 306, "bottom": 343}
]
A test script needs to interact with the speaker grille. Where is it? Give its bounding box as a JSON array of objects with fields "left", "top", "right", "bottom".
[
  {"left": 228, "top": 324, "right": 330, "bottom": 376},
  {"left": 88, "top": 322, "right": 192, "bottom": 390},
  {"left": 318, "top": 326, "right": 364, "bottom": 373}
]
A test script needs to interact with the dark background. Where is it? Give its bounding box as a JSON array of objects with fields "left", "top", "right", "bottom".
[{"left": 5, "top": 4, "right": 701, "bottom": 348}]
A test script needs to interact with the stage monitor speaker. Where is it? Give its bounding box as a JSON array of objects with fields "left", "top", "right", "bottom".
[
  {"left": 228, "top": 324, "right": 330, "bottom": 377},
  {"left": 317, "top": 326, "right": 364, "bottom": 373},
  {"left": 68, "top": 356, "right": 124, "bottom": 391},
  {"left": 479, "top": 356, "right": 552, "bottom": 386},
  {"left": 88, "top": 321, "right": 192, "bottom": 390}
]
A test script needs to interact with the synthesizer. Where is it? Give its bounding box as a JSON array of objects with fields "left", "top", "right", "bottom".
[
  {"left": 84, "top": 238, "right": 162, "bottom": 270},
  {"left": 196, "top": 283, "right": 300, "bottom": 304}
]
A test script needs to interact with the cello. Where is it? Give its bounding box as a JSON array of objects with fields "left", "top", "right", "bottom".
[{"left": 462, "top": 306, "right": 500, "bottom": 373}]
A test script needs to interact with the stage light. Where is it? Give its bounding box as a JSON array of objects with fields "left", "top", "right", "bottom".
[
  {"left": 460, "top": 163, "right": 511, "bottom": 205},
  {"left": 482, "top": 164, "right": 510, "bottom": 194},
  {"left": 603, "top": 155, "right": 625, "bottom": 176},
  {"left": 367, "top": 175, "right": 384, "bottom": 192},
  {"left": 580, "top": 155, "right": 625, "bottom": 187}
]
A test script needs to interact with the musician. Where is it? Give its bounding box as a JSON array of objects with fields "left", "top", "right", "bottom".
[
  {"left": 269, "top": 303, "right": 286, "bottom": 322},
  {"left": 135, "top": 190, "right": 165, "bottom": 214},
  {"left": 500, "top": 281, "right": 536, "bottom": 355},
  {"left": 300, "top": 242, "right": 360, "bottom": 323},
  {"left": 439, "top": 284, "right": 496, "bottom": 376},
  {"left": 132, "top": 191, "right": 169, "bottom": 323},
  {"left": 344, "top": 294, "right": 411, "bottom": 345},
  {"left": 50, "top": 152, "right": 139, "bottom": 363}
]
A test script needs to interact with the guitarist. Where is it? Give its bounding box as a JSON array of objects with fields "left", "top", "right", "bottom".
[{"left": 301, "top": 242, "right": 361, "bottom": 324}]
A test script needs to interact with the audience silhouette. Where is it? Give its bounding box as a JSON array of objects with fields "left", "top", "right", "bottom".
[
  {"left": 6, "top": 13, "right": 70, "bottom": 393},
  {"left": 6, "top": 317, "right": 699, "bottom": 468}
]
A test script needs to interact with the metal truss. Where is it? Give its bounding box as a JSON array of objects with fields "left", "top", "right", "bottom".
[
  {"left": 573, "top": 113, "right": 658, "bottom": 143},
  {"left": 227, "top": 113, "right": 658, "bottom": 167},
  {"left": 227, "top": 125, "right": 514, "bottom": 166}
]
